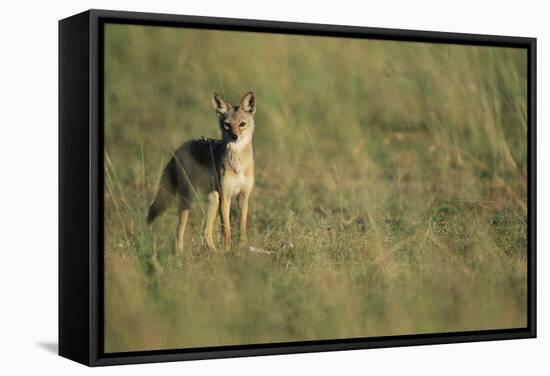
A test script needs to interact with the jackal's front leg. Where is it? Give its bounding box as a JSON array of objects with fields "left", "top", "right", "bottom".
[
  {"left": 239, "top": 190, "right": 251, "bottom": 245},
  {"left": 220, "top": 191, "right": 232, "bottom": 250}
]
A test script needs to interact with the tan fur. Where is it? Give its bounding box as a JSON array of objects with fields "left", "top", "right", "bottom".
[
  {"left": 176, "top": 209, "right": 189, "bottom": 254},
  {"left": 147, "top": 91, "right": 256, "bottom": 252}
]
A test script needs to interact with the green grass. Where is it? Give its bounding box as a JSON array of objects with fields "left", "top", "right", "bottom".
[{"left": 103, "top": 24, "right": 528, "bottom": 352}]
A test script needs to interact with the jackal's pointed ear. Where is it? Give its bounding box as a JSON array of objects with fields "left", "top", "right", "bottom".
[
  {"left": 240, "top": 91, "right": 256, "bottom": 115},
  {"left": 212, "top": 93, "right": 231, "bottom": 116}
]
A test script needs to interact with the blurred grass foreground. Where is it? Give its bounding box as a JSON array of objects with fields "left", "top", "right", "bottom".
[{"left": 103, "top": 24, "right": 528, "bottom": 352}]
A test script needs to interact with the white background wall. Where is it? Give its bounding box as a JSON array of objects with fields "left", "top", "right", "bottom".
[{"left": 0, "top": 0, "right": 546, "bottom": 374}]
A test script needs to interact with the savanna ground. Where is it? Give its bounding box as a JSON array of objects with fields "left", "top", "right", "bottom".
[{"left": 103, "top": 24, "right": 528, "bottom": 352}]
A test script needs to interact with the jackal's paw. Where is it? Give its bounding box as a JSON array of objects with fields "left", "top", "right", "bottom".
[
  {"left": 222, "top": 237, "right": 232, "bottom": 252},
  {"left": 203, "top": 237, "right": 217, "bottom": 253}
]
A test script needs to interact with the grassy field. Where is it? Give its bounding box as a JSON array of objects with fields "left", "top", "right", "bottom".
[{"left": 103, "top": 24, "right": 528, "bottom": 352}]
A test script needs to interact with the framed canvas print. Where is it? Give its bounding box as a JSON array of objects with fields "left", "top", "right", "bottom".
[{"left": 59, "top": 9, "right": 536, "bottom": 366}]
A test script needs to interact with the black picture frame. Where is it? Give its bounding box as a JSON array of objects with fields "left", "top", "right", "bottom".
[{"left": 59, "top": 8, "right": 537, "bottom": 367}]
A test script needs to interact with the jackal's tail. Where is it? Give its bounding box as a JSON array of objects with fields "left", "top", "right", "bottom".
[{"left": 147, "top": 158, "right": 177, "bottom": 224}]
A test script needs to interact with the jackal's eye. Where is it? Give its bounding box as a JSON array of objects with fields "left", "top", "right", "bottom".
[{"left": 239, "top": 122, "right": 247, "bottom": 128}]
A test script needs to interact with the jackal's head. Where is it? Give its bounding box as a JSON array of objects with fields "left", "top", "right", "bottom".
[{"left": 212, "top": 91, "right": 256, "bottom": 148}]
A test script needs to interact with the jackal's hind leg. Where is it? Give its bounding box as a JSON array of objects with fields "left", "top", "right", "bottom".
[
  {"left": 204, "top": 191, "right": 219, "bottom": 250},
  {"left": 176, "top": 208, "right": 189, "bottom": 254}
]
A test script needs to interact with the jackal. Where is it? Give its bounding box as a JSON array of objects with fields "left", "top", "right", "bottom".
[{"left": 147, "top": 91, "right": 256, "bottom": 253}]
